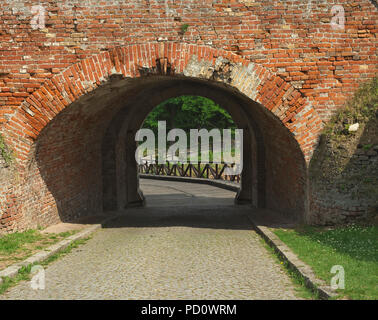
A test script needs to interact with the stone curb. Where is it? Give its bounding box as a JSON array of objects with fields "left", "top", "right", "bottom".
[
  {"left": 245, "top": 217, "right": 339, "bottom": 300},
  {"left": 140, "top": 173, "right": 240, "bottom": 192},
  {"left": 0, "top": 217, "right": 114, "bottom": 285}
]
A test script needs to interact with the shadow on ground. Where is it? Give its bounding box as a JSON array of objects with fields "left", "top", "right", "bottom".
[
  {"left": 102, "top": 205, "right": 255, "bottom": 230},
  {"left": 48, "top": 179, "right": 298, "bottom": 232}
]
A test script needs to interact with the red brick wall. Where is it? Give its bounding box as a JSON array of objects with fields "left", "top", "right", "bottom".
[{"left": 0, "top": 0, "right": 377, "bottom": 231}]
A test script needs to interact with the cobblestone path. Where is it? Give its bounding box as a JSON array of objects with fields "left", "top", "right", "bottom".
[{"left": 1, "top": 179, "right": 300, "bottom": 300}]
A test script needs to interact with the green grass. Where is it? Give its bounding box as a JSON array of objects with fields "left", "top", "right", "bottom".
[
  {"left": 0, "top": 230, "right": 78, "bottom": 256},
  {"left": 0, "top": 229, "right": 79, "bottom": 273},
  {"left": 0, "top": 237, "right": 90, "bottom": 295},
  {"left": 273, "top": 224, "right": 378, "bottom": 300},
  {"left": 0, "top": 230, "right": 44, "bottom": 255},
  {"left": 0, "top": 267, "right": 31, "bottom": 295}
]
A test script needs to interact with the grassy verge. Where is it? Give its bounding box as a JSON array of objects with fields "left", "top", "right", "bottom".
[
  {"left": 0, "top": 237, "right": 90, "bottom": 295},
  {"left": 272, "top": 224, "right": 378, "bottom": 300},
  {"left": 0, "top": 229, "right": 77, "bottom": 271}
]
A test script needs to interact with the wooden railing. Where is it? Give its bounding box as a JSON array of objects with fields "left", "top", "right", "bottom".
[{"left": 138, "top": 162, "right": 240, "bottom": 183}]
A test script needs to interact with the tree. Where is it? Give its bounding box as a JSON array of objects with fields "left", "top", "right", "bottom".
[{"left": 142, "top": 95, "right": 236, "bottom": 134}]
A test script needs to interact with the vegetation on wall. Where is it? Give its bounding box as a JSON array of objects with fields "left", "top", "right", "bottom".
[
  {"left": 179, "top": 24, "right": 190, "bottom": 35},
  {"left": 324, "top": 76, "right": 377, "bottom": 139},
  {"left": 0, "top": 133, "right": 13, "bottom": 166},
  {"left": 310, "top": 76, "right": 378, "bottom": 221}
]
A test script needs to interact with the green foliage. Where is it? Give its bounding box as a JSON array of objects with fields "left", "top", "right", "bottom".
[
  {"left": 310, "top": 76, "right": 378, "bottom": 200},
  {"left": 0, "top": 229, "right": 78, "bottom": 266},
  {"left": 362, "top": 144, "right": 373, "bottom": 150},
  {"left": 0, "top": 271, "right": 30, "bottom": 295},
  {"left": 0, "top": 133, "right": 13, "bottom": 165},
  {"left": 324, "top": 76, "right": 378, "bottom": 139},
  {"left": 142, "top": 95, "right": 236, "bottom": 134},
  {"left": 274, "top": 225, "right": 378, "bottom": 300},
  {"left": 0, "top": 230, "right": 43, "bottom": 255},
  {"left": 180, "top": 24, "right": 189, "bottom": 34}
]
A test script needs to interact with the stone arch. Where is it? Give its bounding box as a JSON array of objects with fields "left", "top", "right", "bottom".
[{"left": 2, "top": 42, "right": 322, "bottom": 227}]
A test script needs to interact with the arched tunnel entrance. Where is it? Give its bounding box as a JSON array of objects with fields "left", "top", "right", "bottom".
[
  {"left": 3, "top": 44, "right": 323, "bottom": 230},
  {"left": 26, "top": 75, "right": 307, "bottom": 227},
  {"left": 135, "top": 94, "right": 245, "bottom": 208},
  {"left": 102, "top": 77, "right": 266, "bottom": 211}
]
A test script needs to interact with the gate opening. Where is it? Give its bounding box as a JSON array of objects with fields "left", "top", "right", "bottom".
[{"left": 26, "top": 76, "right": 306, "bottom": 228}]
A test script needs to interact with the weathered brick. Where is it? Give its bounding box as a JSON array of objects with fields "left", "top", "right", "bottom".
[{"left": 0, "top": 0, "right": 377, "bottom": 233}]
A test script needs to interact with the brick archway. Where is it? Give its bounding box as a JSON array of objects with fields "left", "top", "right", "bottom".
[
  {"left": 101, "top": 77, "right": 268, "bottom": 212},
  {"left": 1, "top": 42, "right": 323, "bottom": 230},
  {"left": 5, "top": 43, "right": 322, "bottom": 166}
]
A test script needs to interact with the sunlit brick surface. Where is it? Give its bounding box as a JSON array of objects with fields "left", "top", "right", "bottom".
[{"left": 0, "top": 1, "right": 376, "bottom": 232}]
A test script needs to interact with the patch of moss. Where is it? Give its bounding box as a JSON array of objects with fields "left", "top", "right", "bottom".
[
  {"left": 310, "top": 76, "right": 378, "bottom": 214},
  {"left": 324, "top": 76, "right": 377, "bottom": 140},
  {"left": 0, "top": 133, "right": 14, "bottom": 166},
  {"left": 180, "top": 24, "right": 189, "bottom": 35}
]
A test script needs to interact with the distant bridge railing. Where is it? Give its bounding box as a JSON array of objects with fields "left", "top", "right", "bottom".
[{"left": 138, "top": 162, "right": 241, "bottom": 183}]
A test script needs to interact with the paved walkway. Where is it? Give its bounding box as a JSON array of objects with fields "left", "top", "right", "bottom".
[{"left": 1, "top": 179, "right": 300, "bottom": 300}]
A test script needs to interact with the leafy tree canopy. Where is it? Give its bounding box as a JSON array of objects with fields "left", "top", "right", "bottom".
[{"left": 142, "top": 95, "right": 236, "bottom": 133}]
